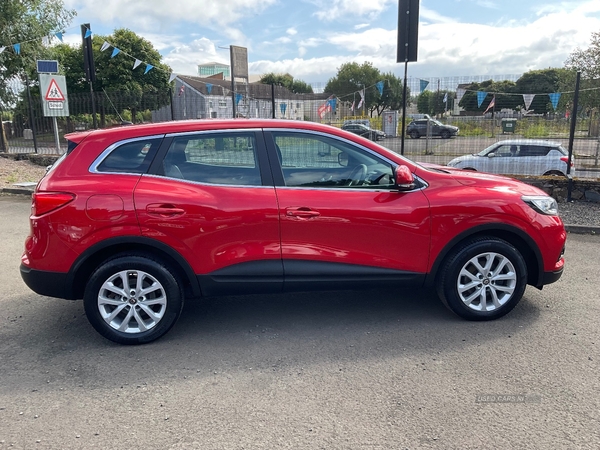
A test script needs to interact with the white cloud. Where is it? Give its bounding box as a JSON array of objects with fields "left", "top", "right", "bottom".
[
  {"left": 311, "top": 0, "right": 395, "bottom": 21},
  {"left": 286, "top": 28, "right": 298, "bottom": 36}
]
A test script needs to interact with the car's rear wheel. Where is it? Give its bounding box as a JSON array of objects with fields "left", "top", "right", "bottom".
[
  {"left": 440, "top": 130, "right": 451, "bottom": 139},
  {"left": 409, "top": 130, "right": 420, "bottom": 139},
  {"left": 84, "top": 255, "right": 184, "bottom": 344},
  {"left": 437, "top": 237, "right": 527, "bottom": 321}
]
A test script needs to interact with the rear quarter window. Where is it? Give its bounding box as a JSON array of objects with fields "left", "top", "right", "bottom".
[{"left": 97, "top": 138, "right": 162, "bottom": 174}]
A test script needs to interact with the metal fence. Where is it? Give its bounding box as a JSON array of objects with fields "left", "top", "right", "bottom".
[{"left": 2, "top": 77, "right": 599, "bottom": 180}]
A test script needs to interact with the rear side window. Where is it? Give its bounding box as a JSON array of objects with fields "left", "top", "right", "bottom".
[
  {"left": 97, "top": 138, "right": 162, "bottom": 174},
  {"left": 160, "top": 132, "right": 261, "bottom": 185}
]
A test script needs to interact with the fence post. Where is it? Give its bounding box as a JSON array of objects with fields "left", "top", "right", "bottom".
[{"left": 24, "top": 73, "right": 39, "bottom": 154}]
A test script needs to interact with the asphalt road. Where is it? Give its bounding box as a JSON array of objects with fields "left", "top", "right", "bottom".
[{"left": 0, "top": 196, "right": 598, "bottom": 449}]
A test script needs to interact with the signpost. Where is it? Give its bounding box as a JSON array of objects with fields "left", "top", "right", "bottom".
[{"left": 38, "top": 69, "right": 69, "bottom": 154}]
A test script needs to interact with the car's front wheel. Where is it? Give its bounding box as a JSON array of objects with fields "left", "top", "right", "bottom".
[
  {"left": 409, "top": 130, "right": 420, "bottom": 139},
  {"left": 440, "top": 130, "right": 451, "bottom": 139},
  {"left": 437, "top": 237, "right": 527, "bottom": 321},
  {"left": 84, "top": 254, "right": 184, "bottom": 344}
]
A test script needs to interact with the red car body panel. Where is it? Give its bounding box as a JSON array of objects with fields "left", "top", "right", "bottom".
[
  {"left": 134, "top": 176, "right": 281, "bottom": 274},
  {"left": 20, "top": 119, "right": 566, "bottom": 303}
]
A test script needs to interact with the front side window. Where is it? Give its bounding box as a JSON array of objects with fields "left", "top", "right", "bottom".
[
  {"left": 272, "top": 131, "right": 394, "bottom": 188},
  {"left": 97, "top": 138, "right": 161, "bottom": 174},
  {"left": 161, "top": 132, "right": 261, "bottom": 186}
]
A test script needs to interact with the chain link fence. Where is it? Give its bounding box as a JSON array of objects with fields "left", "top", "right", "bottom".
[{"left": 2, "top": 75, "right": 599, "bottom": 179}]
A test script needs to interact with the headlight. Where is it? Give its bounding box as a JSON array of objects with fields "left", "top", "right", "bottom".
[{"left": 522, "top": 195, "right": 558, "bottom": 216}]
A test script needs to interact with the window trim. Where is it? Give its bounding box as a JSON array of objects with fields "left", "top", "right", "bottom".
[
  {"left": 263, "top": 128, "right": 402, "bottom": 191},
  {"left": 89, "top": 134, "right": 165, "bottom": 175}
]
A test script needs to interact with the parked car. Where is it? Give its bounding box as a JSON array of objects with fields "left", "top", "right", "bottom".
[
  {"left": 407, "top": 119, "right": 459, "bottom": 139},
  {"left": 21, "top": 119, "right": 566, "bottom": 344},
  {"left": 446, "top": 139, "right": 575, "bottom": 177},
  {"left": 342, "top": 122, "right": 386, "bottom": 141}
]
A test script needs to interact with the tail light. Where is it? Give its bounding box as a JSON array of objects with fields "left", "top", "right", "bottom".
[
  {"left": 32, "top": 192, "right": 75, "bottom": 216},
  {"left": 560, "top": 156, "right": 574, "bottom": 167}
]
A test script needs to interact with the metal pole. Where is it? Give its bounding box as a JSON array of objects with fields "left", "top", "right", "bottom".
[
  {"left": 24, "top": 73, "right": 39, "bottom": 154},
  {"left": 52, "top": 117, "right": 61, "bottom": 154},
  {"left": 271, "top": 83, "right": 276, "bottom": 119},
  {"left": 230, "top": 47, "right": 236, "bottom": 119},
  {"left": 89, "top": 81, "right": 97, "bottom": 129},
  {"left": 566, "top": 71, "right": 581, "bottom": 202},
  {"left": 400, "top": 60, "right": 408, "bottom": 156}
]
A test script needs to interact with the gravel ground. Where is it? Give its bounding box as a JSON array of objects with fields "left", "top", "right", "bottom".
[{"left": 1, "top": 155, "right": 599, "bottom": 227}]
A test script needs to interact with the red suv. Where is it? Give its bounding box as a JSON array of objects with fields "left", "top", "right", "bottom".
[{"left": 20, "top": 119, "right": 566, "bottom": 344}]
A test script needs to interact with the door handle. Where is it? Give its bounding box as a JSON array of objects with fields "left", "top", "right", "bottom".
[
  {"left": 147, "top": 205, "right": 185, "bottom": 216},
  {"left": 286, "top": 207, "right": 320, "bottom": 218}
]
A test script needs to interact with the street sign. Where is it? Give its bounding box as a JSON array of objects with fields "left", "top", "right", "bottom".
[{"left": 38, "top": 74, "right": 69, "bottom": 117}]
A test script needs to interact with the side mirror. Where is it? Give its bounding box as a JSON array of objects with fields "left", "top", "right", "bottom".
[
  {"left": 338, "top": 152, "right": 349, "bottom": 167},
  {"left": 394, "top": 165, "right": 415, "bottom": 190},
  {"left": 487, "top": 152, "right": 496, "bottom": 158}
]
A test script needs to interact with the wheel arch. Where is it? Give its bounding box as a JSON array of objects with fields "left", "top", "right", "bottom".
[
  {"left": 425, "top": 224, "right": 544, "bottom": 289},
  {"left": 66, "top": 236, "right": 201, "bottom": 300}
]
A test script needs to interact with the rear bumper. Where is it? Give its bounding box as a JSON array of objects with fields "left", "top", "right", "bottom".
[{"left": 20, "top": 264, "right": 73, "bottom": 300}]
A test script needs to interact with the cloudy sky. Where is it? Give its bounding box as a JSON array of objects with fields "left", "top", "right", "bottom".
[{"left": 60, "top": 0, "right": 600, "bottom": 86}]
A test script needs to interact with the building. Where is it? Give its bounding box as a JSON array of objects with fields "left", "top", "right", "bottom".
[
  {"left": 197, "top": 62, "right": 230, "bottom": 79},
  {"left": 152, "top": 75, "right": 332, "bottom": 122}
]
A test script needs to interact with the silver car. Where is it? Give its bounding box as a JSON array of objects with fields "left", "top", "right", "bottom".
[{"left": 447, "top": 140, "right": 575, "bottom": 177}]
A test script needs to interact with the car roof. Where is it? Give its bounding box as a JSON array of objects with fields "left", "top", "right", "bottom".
[
  {"left": 65, "top": 119, "right": 345, "bottom": 143},
  {"left": 494, "top": 139, "right": 562, "bottom": 146}
]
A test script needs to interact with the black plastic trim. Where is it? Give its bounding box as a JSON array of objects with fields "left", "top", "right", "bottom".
[
  {"left": 541, "top": 267, "right": 564, "bottom": 286},
  {"left": 424, "top": 223, "right": 545, "bottom": 288},
  {"left": 198, "top": 260, "right": 284, "bottom": 296},
  {"left": 20, "top": 264, "right": 70, "bottom": 299},
  {"left": 67, "top": 236, "right": 202, "bottom": 299}
]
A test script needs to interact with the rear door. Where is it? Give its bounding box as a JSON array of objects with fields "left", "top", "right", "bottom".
[{"left": 134, "top": 129, "right": 282, "bottom": 295}]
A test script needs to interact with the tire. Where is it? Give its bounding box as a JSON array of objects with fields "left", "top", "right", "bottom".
[
  {"left": 440, "top": 130, "right": 451, "bottom": 139},
  {"left": 409, "top": 130, "right": 420, "bottom": 139},
  {"left": 84, "top": 254, "right": 184, "bottom": 344},
  {"left": 543, "top": 170, "right": 565, "bottom": 176},
  {"left": 436, "top": 237, "right": 527, "bottom": 321}
]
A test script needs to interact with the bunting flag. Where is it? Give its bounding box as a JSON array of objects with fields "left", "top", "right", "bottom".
[
  {"left": 443, "top": 93, "right": 448, "bottom": 103},
  {"left": 168, "top": 73, "right": 177, "bottom": 83},
  {"left": 376, "top": 81, "right": 384, "bottom": 96},
  {"left": 357, "top": 90, "right": 365, "bottom": 109},
  {"left": 206, "top": 83, "right": 212, "bottom": 94},
  {"left": 549, "top": 93, "right": 561, "bottom": 110},
  {"left": 84, "top": 28, "right": 92, "bottom": 39},
  {"left": 420, "top": 79, "right": 429, "bottom": 93},
  {"left": 280, "top": 103, "right": 287, "bottom": 115},
  {"left": 111, "top": 48, "right": 120, "bottom": 58},
  {"left": 523, "top": 94, "right": 535, "bottom": 110},
  {"left": 235, "top": 93, "right": 243, "bottom": 105},
  {"left": 144, "top": 64, "right": 153, "bottom": 74},
  {"left": 178, "top": 86, "right": 185, "bottom": 96},
  {"left": 100, "top": 41, "right": 111, "bottom": 51},
  {"left": 483, "top": 95, "right": 496, "bottom": 114},
  {"left": 13, "top": 43, "right": 21, "bottom": 55},
  {"left": 0, "top": 47, "right": 5, "bottom": 54},
  {"left": 55, "top": 32, "right": 63, "bottom": 42},
  {"left": 477, "top": 91, "right": 488, "bottom": 108},
  {"left": 133, "top": 59, "right": 142, "bottom": 70},
  {"left": 456, "top": 88, "right": 466, "bottom": 105},
  {"left": 350, "top": 100, "right": 355, "bottom": 112},
  {"left": 318, "top": 95, "right": 334, "bottom": 119},
  {"left": 327, "top": 97, "right": 337, "bottom": 110}
]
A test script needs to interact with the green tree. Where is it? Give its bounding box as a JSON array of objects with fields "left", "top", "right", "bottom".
[
  {"left": 0, "top": 0, "right": 74, "bottom": 148},
  {"left": 371, "top": 72, "right": 409, "bottom": 115},
  {"left": 51, "top": 28, "right": 173, "bottom": 123},
  {"left": 259, "top": 73, "right": 313, "bottom": 94},
  {"left": 417, "top": 91, "right": 433, "bottom": 115},
  {"left": 515, "top": 69, "right": 566, "bottom": 114},
  {"left": 565, "top": 33, "right": 600, "bottom": 116},
  {"left": 325, "top": 62, "right": 381, "bottom": 115}
]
